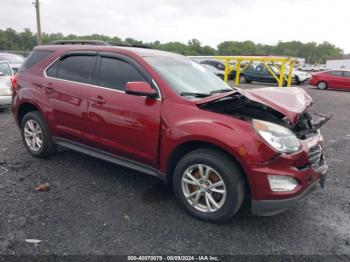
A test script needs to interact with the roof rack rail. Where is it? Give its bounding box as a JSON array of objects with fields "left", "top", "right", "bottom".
[{"left": 47, "top": 40, "right": 110, "bottom": 46}]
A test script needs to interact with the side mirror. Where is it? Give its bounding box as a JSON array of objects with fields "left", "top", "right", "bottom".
[
  {"left": 0, "top": 72, "right": 4, "bottom": 76},
  {"left": 125, "top": 82, "right": 157, "bottom": 98}
]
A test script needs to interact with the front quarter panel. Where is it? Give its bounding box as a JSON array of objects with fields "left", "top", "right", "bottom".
[{"left": 159, "top": 99, "right": 278, "bottom": 176}]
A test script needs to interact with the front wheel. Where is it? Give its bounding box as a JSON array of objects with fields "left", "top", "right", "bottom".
[
  {"left": 317, "top": 81, "right": 328, "bottom": 90},
  {"left": 173, "top": 148, "right": 245, "bottom": 222}
]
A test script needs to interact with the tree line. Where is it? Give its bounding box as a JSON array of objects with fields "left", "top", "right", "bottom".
[{"left": 0, "top": 28, "right": 344, "bottom": 64}]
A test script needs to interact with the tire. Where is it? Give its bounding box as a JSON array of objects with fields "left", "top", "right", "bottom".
[
  {"left": 239, "top": 75, "right": 247, "bottom": 84},
  {"left": 294, "top": 76, "right": 300, "bottom": 85},
  {"left": 173, "top": 148, "right": 245, "bottom": 223},
  {"left": 21, "top": 111, "right": 56, "bottom": 158},
  {"left": 317, "top": 81, "right": 328, "bottom": 90}
]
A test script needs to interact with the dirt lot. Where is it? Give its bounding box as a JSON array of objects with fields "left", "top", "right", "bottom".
[{"left": 0, "top": 83, "right": 349, "bottom": 256}]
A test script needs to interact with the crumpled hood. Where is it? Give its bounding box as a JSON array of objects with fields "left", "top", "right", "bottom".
[
  {"left": 195, "top": 87, "right": 313, "bottom": 124},
  {"left": 240, "top": 87, "right": 313, "bottom": 123}
]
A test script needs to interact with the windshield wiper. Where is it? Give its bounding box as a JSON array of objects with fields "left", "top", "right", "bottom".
[
  {"left": 180, "top": 92, "right": 211, "bottom": 98},
  {"left": 210, "top": 88, "right": 235, "bottom": 95}
]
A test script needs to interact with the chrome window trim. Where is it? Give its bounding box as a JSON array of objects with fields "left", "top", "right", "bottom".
[{"left": 43, "top": 56, "right": 163, "bottom": 100}]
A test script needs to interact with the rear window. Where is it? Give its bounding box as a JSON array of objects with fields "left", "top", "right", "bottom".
[
  {"left": 0, "top": 62, "right": 12, "bottom": 76},
  {"left": 343, "top": 71, "right": 350, "bottom": 78},
  {"left": 19, "top": 50, "right": 53, "bottom": 72}
]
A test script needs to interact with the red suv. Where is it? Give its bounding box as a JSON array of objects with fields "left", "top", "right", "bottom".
[{"left": 12, "top": 41, "right": 329, "bottom": 222}]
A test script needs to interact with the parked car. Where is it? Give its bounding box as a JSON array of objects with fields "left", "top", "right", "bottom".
[
  {"left": 240, "top": 64, "right": 307, "bottom": 85},
  {"left": 0, "top": 61, "right": 13, "bottom": 109},
  {"left": 202, "top": 64, "right": 224, "bottom": 79},
  {"left": 308, "top": 70, "right": 350, "bottom": 90},
  {"left": 12, "top": 41, "right": 329, "bottom": 222},
  {"left": 282, "top": 65, "right": 310, "bottom": 84},
  {"left": 0, "top": 52, "right": 25, "bottom": 73},
  {"left": 200, "top": 60, "right": 235, "bottom": 80}
]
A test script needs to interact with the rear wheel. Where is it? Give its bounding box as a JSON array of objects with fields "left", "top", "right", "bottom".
[
  {"left": 317, "top": 81, "right": 328, "bottom": 90},
  {"left": 21, "top": 111, "right": 56, "bottom": 158},
  {"left": 173, "top": 148, "right": 245, "bottom": 222}
]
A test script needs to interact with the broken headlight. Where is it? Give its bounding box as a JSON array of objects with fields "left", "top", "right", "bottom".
[{"left": 253, "top": 119, "right": 301, "bottom": 153}]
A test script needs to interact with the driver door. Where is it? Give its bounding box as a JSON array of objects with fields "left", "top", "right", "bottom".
[{"left": 86, "top": 53, "right": 162, "bottom": 167}]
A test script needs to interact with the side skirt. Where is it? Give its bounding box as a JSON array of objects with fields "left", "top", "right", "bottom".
[{"left": 53, "top": 137, "right": 165, "bottom": 181}]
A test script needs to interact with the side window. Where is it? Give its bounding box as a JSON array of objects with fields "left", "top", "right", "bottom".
[
  {"left": 343, "top": 71, "right": 350, "bottom": 78},
  {"left": 57, "top": 55, "right": 96, "bottom": 84},
  {"left": 98, "top": 57, "right": 145, "bottom": 91},
  {"left": 328, "top": 71, "right": 342, "bottom": 77},
  {"left": 46, "top": 60, "right": 59, "bottom": 77}
]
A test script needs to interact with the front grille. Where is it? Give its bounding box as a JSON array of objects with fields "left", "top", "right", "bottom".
[{"left": 308, "top": 145, "right": 324, "bottom": 172}]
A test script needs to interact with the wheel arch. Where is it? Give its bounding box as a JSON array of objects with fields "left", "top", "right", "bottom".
[
  {"left": 16, "top": 102, "right": 42, "bottom": 126},
  {"left": 165, "top": 140, "right": 251, "bottom": 198}
]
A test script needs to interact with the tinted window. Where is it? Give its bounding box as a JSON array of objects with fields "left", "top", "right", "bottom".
[
  {"left": 46, "top": 60, "right": 59, "bottom": 77},
  {"left": 98, "top": 57, "right": 145, "bottom": 90},
  {"left": 328, "top": 71, "right": 342, "bottom": 76},
  {"left": 57, "top": 55, "right": 96, "bottom": 84},
  {"left": 19, "top": 50, "right": 52, "bottom": 72},
  {"left": 343, "top": 71, "right": 350, "bottom": 78}
]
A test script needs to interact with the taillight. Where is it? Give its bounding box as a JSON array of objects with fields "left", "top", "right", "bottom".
[{"left": 10, "top": 75, "right": 17, "bottom": 93}]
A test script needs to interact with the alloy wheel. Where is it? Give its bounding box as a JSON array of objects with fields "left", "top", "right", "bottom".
[
  {"left": 24, "top": 119, "right": 43, "bottom": 152},
  {"left": 181, "top": 164, "right": 227, "bottom": 213}
]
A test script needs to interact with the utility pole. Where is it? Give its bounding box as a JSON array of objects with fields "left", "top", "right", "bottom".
[{"left": 33, "top": 0, "right": 42, "bottom": 45}]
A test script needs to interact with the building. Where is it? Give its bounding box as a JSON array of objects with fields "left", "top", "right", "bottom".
[{"left": 326, "top": 55, "right": 350, "bottom": 70}]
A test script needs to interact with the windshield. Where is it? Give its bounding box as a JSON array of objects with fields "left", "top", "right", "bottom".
[
  {"left": 0, "top": 62, "right": 12, "bottom": 76},
  {"left": 0, "top": 53, "right": 24, "bottom": 64},
  {"left": 145, "top": 56, "right": 233, "bottom": 96}
]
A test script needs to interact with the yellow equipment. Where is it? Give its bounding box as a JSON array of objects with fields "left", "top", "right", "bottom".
[{"left": 213, "top": 56, "right": 297, "bottom": 87}]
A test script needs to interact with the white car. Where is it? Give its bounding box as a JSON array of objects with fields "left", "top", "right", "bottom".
[
  {"left": 271, "top": 64, "right": 310, "bottom": 84},
  {"left": 0, "top": 61, "right": 13, "bottom": 109},
  {"left": 292, "top": 69, "right": 311, "bottom": 84}
]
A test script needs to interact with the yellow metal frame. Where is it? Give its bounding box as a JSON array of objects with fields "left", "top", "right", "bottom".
[{"left": 213, "top": 56, "right": 297, "bottom": 87}]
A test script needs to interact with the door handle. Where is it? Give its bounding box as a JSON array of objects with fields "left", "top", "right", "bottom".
[{"left": 91, "top": 96, "right": 106, "bottom": 105}]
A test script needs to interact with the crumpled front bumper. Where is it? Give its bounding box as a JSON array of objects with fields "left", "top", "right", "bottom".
[
  {"left": 251, "top": 169, "right": 327, "bottom": 216},
  {"left": 248, "top": 132, "right": 328, "bottom": 216}
]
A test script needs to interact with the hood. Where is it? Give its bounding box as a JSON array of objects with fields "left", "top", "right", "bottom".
[
  {"left": 240, "top": 87, "right": 313, "bottom": 123},
  {"left": 196, "top": 87, "right": 313, "bottom": 124}
]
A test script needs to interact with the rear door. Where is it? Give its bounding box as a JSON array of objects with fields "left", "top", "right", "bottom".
[
  {"left": 44, "top": 52, "right": 97, "bottom": 144},
  {"left": 341, "top": 71, "right": 350, "bottom": 90},
  {"left": 326, "top": 71, "right": 343, "bottom": 88},
  {"left": 86, "top": 53, "right": 162, "bottom": 167}
]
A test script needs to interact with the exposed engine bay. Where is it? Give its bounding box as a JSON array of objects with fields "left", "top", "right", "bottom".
[{"left": 198, "top": 91, "right": 332, "bottom": 140}]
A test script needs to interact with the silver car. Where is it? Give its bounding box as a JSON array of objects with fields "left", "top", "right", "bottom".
[
  {"left": 0, "top": 52, "right": 24, "bottom": 73},
  {"left": 0, "top": 61, "right": 13, "bottom": 109}
]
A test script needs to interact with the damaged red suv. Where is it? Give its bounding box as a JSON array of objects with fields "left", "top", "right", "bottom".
[{"left": 12, "top": 41, "right": 329, "bottom": 222}]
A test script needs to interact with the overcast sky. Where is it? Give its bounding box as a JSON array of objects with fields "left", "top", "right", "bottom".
[{"left": 1, "top": 0, "right": 349, "bottom": 53}]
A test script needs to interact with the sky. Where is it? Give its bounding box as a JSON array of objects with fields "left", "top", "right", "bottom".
[{"left": 1, "top": 0, "right": 349, "bottom": 53}]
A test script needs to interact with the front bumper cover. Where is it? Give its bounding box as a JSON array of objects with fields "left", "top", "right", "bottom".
[{"left": 251, "top": 165, "right": 327, "bottom": 216}]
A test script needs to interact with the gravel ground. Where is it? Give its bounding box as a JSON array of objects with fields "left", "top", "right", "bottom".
[{"left": 0, "top": 84, "right": 349, "bottom": 256}]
